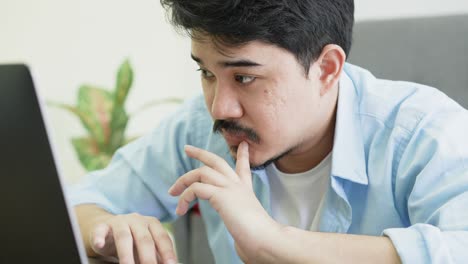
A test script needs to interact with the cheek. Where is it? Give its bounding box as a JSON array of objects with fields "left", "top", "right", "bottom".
[
  {"left": 256, "top": 89, "right": 289, "bottom": 140},
  {"left": 259, "top": 82, "right": 314, "bottom": 142}
]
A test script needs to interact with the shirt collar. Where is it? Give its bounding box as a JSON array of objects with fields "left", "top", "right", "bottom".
[{"left": 330, "top": 64, "right": 368, "bottom": 185}]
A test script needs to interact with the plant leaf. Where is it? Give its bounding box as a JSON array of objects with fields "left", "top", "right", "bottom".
[
  {"left": 108, "top": 59, "right": 133, "bottom": 153},
  {"left": 72, "top": 137, "right": 112, "bottom": 171},
  {"left": 108, "top": 105, "right": 128, "bottom": 154},
  {"left": 77, "top": 85, "right": 114, "bottom": 149},
  {"left": 114, "top": 59, "right": 133, "bottom": 108}
]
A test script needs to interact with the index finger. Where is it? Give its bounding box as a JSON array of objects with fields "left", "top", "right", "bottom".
[
  {"left": 184, "top": 145, "right": 238, "bottom": 180},
  {"left": 235, "top": 141, "right": 252, "bottom": 187}
]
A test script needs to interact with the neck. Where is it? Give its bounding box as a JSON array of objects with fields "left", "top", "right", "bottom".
[{"left": 274, "top": 86, "right": 338, "bottom": 174}]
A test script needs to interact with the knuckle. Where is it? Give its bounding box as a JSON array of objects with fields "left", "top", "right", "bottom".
[
  {"left": 128, "top": 212, "right": 142, "bottom": 218},
  {"left": 192, "top": 182, "right": 203, "bottom": 189},
  {"left": 112, "top": 214, "right": 125, "bottom": 222},
  {"left": 114, "top": 230, "right": 132, "bottom": 241},
  {"left": 150, "top": 226, "right": 167, "bottom": 238},
  {"left": 178, "top": 176, "right": 188, "bottom": 186},
  {"left": 181, "top": 179, "right": 190, "bottom": 189},
  {"left": 114, "top": 213, "right": 136, "bottom": 224},
  {"left": 137, "top": 234, "right": 154, "bottom": 245},
  {"left": 200, "top": 172, "right": 208, "bottom": 182},
  {"left": 144, "top": 215, "right": 159, "bottom": 223},
  {"left": 182, "top": 192, "right": 193, "bottom": 203},
  {"left": 200, "top": 165, "right": 210, "bottom": 173}
]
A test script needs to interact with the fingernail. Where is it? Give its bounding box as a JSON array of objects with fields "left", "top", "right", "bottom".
[
  {"left": 241, "top": 141, "right": 248, "bottom": 150},
  {"left": 166, "top": 259, "right": 177, "bottom": 264}
]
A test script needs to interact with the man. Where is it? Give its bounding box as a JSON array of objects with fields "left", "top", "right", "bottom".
[{"left": 70, "top": 0, "right": 468, "bottom": 263}]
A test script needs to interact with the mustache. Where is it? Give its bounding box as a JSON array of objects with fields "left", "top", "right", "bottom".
[{"left": 213, "top": 120, "right": 260, "bottom": 144}]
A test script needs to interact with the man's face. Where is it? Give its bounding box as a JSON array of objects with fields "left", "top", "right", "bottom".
[{"left": 191, "top": 37, "right": 328, "bottom": 168}]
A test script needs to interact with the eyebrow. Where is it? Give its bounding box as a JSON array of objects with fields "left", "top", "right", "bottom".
[{"left": 191, "top": 54, "right": 262, "bottom": 68}]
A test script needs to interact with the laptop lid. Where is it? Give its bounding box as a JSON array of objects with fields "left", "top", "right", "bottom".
[{"left": 0, "top": 64, "right": 88, "bottom": 263}]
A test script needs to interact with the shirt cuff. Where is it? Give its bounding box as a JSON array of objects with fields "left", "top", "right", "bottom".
[
  {"left": 383, "top": 224, "right": 438, "bottom": 264},
  {"left": 65, "top": 182, "right": 121, "bottom": 215}
]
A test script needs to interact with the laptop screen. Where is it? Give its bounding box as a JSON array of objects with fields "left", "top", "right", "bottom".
[{"left": 0, "top": 64, "right": 87, "bottom": 263}]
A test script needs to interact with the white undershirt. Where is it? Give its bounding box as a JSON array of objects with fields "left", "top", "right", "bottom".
[{"left": 266, "top": 152, "right": 332, "bottom": 230}]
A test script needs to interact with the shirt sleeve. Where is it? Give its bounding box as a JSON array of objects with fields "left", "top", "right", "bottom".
[
  {"left": 383, "top": 107, "right": 468, "bottom": 264},
  {"left": 66, "top": 95, "right": 211, "bottom": 222}
]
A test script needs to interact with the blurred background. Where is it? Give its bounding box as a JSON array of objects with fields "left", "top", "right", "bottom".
[{"left": 1, "top": 0, "right": 468, "bottom": 184}]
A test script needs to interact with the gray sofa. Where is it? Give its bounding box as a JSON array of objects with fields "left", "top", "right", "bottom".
[
  {"left": 349, "top": 14, "right": 468, "bottom": 109},
  {"left": 173, "top": 14, "right": 468, "bottom": 263}
]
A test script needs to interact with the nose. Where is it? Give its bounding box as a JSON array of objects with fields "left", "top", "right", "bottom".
[{"left": 211, "top": 80, "right": 243, "bottom": 120}]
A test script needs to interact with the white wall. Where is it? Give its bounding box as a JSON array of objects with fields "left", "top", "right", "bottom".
[
  {"left": 1, "top": 0, "right": 201, "bottom": 184},
  {"left": 1, "top": 0, "right": 468, "bottom": 184}
]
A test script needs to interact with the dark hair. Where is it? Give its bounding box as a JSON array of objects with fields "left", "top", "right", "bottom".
[{"left": 160, "top": 0, "right": 354, "bottom": 74}]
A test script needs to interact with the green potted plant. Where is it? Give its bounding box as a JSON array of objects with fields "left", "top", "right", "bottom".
[{"left": 49, "top": 59, "right": 183, "bottom": 171}]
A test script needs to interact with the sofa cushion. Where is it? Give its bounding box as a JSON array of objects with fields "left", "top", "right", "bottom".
[{"left": 349, "top": 14, "right": 468, "bottom": 108}]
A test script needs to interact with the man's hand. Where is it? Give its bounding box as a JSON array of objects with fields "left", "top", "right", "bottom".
[
  {"left": 167, "top": 142, "right": 402, "bottom": 264},
  {"left": 75, "top": 205, "right": 177, "bottom": 264},
  {"left": 168, "top": 142, "right": 282, "bottom": 262}
]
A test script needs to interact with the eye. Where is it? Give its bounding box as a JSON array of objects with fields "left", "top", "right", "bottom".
[
  {"left": 197, "top": 68, "right": 214, "bottom": 79},
  {"left": 234, "top": 75, "right": 256, "bottom": 84}
]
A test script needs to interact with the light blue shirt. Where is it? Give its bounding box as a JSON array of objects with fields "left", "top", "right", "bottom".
[{"left": 68, "top": 63, "right": 468, "bottom": 263}]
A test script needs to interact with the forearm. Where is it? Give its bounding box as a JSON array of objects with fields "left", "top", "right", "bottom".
[
  {"left": 74, "top": 204, "right": 114, "bottom": 256},
  {"left": 261, "top": 226, "right": 401, "bottom": 264}
]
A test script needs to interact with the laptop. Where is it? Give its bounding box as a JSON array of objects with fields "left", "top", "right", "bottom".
[{"left": 0, "top": 64, "right": 98, "bottom": 263}]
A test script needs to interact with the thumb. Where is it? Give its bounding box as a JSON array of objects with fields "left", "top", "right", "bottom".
[{"left": 235, "top": 141, "right": 252, "bottom": 186}]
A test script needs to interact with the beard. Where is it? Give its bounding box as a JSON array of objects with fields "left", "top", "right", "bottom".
[
  {"left": 213, "top": 119, "right": 295, "bottom": 170},
  {"left": 247, "top": 146, "right": 293, "bottom": 170}
]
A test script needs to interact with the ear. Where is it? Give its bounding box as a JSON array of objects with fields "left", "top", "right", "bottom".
[{"left": 314, "top": 44, "right": 346, "bottom": 96}]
